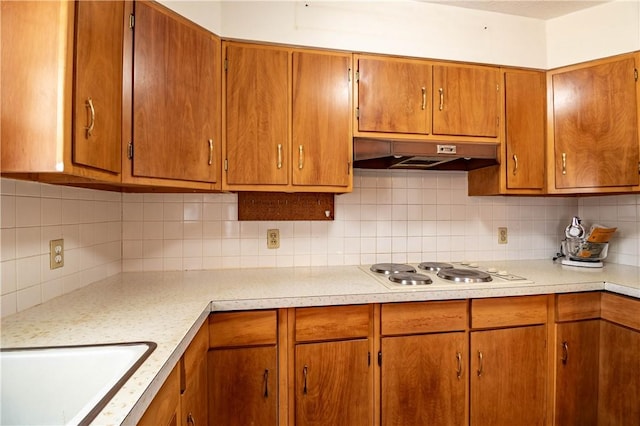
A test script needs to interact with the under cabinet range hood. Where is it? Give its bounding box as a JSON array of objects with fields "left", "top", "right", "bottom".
[{"left": 353, "top": 138, "right": 499, "bottom": 171}]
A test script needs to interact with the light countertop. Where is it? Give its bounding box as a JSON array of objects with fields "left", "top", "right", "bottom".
[{"left": 1, "top": 259, "right": 639, "bottom": 425}]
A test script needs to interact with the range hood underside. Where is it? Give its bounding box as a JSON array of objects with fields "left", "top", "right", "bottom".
[{"left": 353, "top": 138, "right": 499, "bottom": 171}]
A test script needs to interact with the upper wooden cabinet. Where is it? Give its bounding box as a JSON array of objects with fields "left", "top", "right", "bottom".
[
  {"left": 547, "top": 53, "right": 640, "bottom": 194},
  {"left": 355, "top": 55, "right": 501, "bottom": 142},
  {"left": 223, "top": 42, "right": 353, "bottom": 192},
  {"left": 468, "top": 69, "right": 546, "bottom": 195},
  {"left": 1, "top": 1, "right": 124, "bottom": 183},
  {"left": 126, "top": 0, "right": 221, "bottom": 190}
]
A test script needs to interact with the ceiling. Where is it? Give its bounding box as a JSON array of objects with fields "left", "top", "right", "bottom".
[{"left": 418, "top": 0, "right": 611, "bottom": 20}]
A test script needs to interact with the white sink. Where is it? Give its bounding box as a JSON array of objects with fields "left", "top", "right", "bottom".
[{"left": 1, "top": 342, "right": 156, "bottom": 425}]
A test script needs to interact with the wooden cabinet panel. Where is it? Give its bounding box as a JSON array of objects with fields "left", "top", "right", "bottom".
[
  {"left": 181, "top": 323, "right": 208, "bottom": 426},
  {"left": 504, "top": 70, "right": 545, "bottom": 190},
  {"left": 209, "top": 346, "right": 278, "bottom": 426},
  {"left": 556, "top": 292, "right": 601, "bottom": 321},
  {"left": 471, "top": 295, "right": 548, "bottom": 328},
  {"left": 598, "top": 321, "right": 640, "bottom": 425},
  {"left": 433, "top": 64, "right": 499, "bottom": 138},
  {"left": 224, "top": 43, "right": 289, "bottom": 186},
  {"left": 551, "top": 55, "right": 639, "bottom": 190},
  {"left": 138, "top": 362, "right": 181, "bottom": 426},
  {"left": 295, "top": 339, "right": 371, "bottom": 426},
  {"left": 381, "top": 300, "right": 467, "bottom": 335},
  {"left": 381, "top": 332, "right": 466, "bottom": 426},
  {"left": 292, "top": 51, "right": 352, "bottom": 188},
  {"left": 601, "top": 292, "right": 640, "bottom": 331},
  {"left": 209, "top": 310, "right": 277, "bottom": 347},
  {"left": 73, "top": 1, "right": 123, "bottom": 174},
  {"left": 133, "top": 1, "right": 220, "bottom": 184},
  {"left": 295, "top": 305, "right": 370, "bottom": 342},
  {"left": 555, "top": 320, "right": 600, "bottom": 426},
  {"left": 470, "top": 325, "right": 547, "bottom": 426},
  {"left": 356, "top": 56, "right": 431, "bottom": 134}
]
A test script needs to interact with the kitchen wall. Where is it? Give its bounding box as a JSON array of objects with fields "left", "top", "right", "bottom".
[{"left": 0, "top": 179, "right": 121, "bottom": 317}]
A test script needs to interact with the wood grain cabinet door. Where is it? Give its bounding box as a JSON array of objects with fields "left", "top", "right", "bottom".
[
  {"left": 504, "top": 70, "right": 545, "bottom": 190},
  {"left": 292, "top": 51, "right": 352, "bottom": 188},
  {"left": 555, "top": 320, "right": 600, "bottom": 426},
  {"left": 432, "top": 64, "right": 500, "bottom": 138},
  {"left": 295, "top": 339, "right": 372, "bottom": 426},
  {"left": 73, "top": 0, "right": 124, "bottom": 174},
  {"left": 209, "top": 346, "right": 278, "bottom": 426},
  {"left": 224, "top": 43, "right": 289, "bottom": 186},
  {"left": 356, "top": 56, "right": 431, "bottom": 135},
  {"left": 470, "top": 325, "right": 547, "bottom": 426},
  {"left": 133, "top": 1, "right": 220, "bottom": 183},
  {"left": 551, "top": 56, "right": 639, "bottom": 189},
  {"left": 381, "top": 332, "right": 466, "bottom": 426}
]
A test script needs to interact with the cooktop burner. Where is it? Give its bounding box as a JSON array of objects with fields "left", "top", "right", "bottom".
[
  {"left": 418, "top": 262, "right": 454, "bottom": 271},
  {"left": 388, "top": 272, "right": 433, "bottom": 286},
  {"left": 437, "top": 268, "right": 492, "bottom": 283},
  {"left": 370, "top": 263, "right": 416, "bottom": 275}
]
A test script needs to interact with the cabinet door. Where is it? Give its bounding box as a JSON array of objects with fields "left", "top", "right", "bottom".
[
  {"left": 73, "top": 1, "right": 123, "bottom": 174},
  {"left": 296, "top": 339, "right": 371, "bottom": 426},
  {"left": 209, "top": 346, "right": 278, "bottom": 426},
  {"left": 381, "top": 332, "right": 466, "bottom": 426},
  {"left": 470, "top": 325, "right": 546, "bottom": 426},
  {"left": 504, "top": 70, "right": 545, "bottom": 190},
  {"left": 292, "top": 51, "right": 351, "bottom": 187},
  {"left": 181, "top": 323, "right": 208, "bottom": 426},
  {"left": 357, "top": 57, "right": 431, "bottom": 134},
  {"left": 552, "top": 56, "right": 639, "bottom": 189},
  {"left": 138, "top": 362, "right": 181, "bottom": 426},
  {"left": 225, "top": 43, "right": 289, "bottom": 186},
  {"left": 555, "top": 320, "right": 600, "bottom": 426},
  {"left": 433, "top": 64, "right": 499, "bottom": 138},
  {"left": 598, "top": 321, "right": 640, "bottom": 425},
  {"left": 133, "top": 1, "right": 220, "bottom": 183}
]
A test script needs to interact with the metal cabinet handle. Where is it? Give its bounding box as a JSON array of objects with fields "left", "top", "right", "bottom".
[
  {"left": 298, "top": 145, "right": 304, "bottom": 170},
  {"left": 561, "top": 341, "right": 569, "bottom": 365},
  {"left": 263, "top": 369, "right": 269, "bottom": 398},
  {"left": 303, "top": 364, "right": 308, "bottom": 394},
  {"left": 456, "top": 352, "right": 463, "bottom": 379},
  {"left": 438, "top": 87, "right": 444, "bottom": 111},
  {"left": 421, "top": 87, "right": 427, "bottom": 110},
  {"left": 277, "top": 144, "right": 283, "bottom": 169},
  {"left": 477, "top": 351, "right": 484, "bottom": 377},
  {"left": 513, "top": 154, "right": 518, "bottom": 176},
  {"left": 187, "top": 412, "right": 195, "bottom": 426},
  {"left": 562, "top": 152, "right": 567, "bottom": 175},
  {"left": 85, "top": 98, "right": 95, "bottom": 138},
  {"left": 208, "top": 139, "right": 213, "bottom": 165}
]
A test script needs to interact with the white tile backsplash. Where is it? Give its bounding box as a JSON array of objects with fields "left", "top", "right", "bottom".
[{"left": 5, "top": 171, "right": 640, "bottom": 316}]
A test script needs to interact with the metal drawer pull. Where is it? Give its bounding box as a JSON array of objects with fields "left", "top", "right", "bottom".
[
  {"left": 513, "top": 154, "right": 518, "bottom": 175},
  {"left": 208, "top": 139, "right": 213, "bottom": 165},
  {"left": 561, "top": 341, "right": 568, "bottom": 365},
  {"left": 438, "top": 87, "right": 444, "bottom": 111},
  {"left": 456, "top": 352, "right": 463, "bottom": 379},
  {"left": 477, "top": 351, "right": 484, "bottom": 377},
  {"left": 263, "top": 369, "right": 269, "bottom": 398},
  {"left": 277, "top": 144, "right": 282, "bottom": 169},
  {"left": 421, "top": 87, "right": 426, "bottom": 110},
  {"left": 562, "top": 152, "right": 567, "bottom": 175},
  {"left": 186, "top": 412, "right": 195, "bottom": 426},
  {"left": 298, "top": 145, "right": 304, "bottom": 170},
  {"left": 85, "top": 98, "right": 95, "bottom": 138},
  {"left": 303, "top": 364, "right": 308, "bottom": 394}
]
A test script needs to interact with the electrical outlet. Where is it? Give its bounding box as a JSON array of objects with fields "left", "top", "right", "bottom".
[
  {"left": 267, "top": 229, "right": 280, "bottom": 249},
  {"left": 49, "top": 239, "right": 64, "bottom": 269},
  {"left": 498, "top": 227, "right": 508, "bottom": 244}
]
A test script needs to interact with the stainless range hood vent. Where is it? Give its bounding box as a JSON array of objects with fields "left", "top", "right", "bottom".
[{"left": 353, "top": 137, "right": 499, "bottom": 171}]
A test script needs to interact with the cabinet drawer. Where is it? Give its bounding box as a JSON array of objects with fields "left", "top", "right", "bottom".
[
  {"left": 381, "top": 300, "right": 468, "bottom": 335},
  {"left": 556, "top": 292, "right": 601, "bottom": 322},
  {"left": 471, "top": 295, "right": 548, "bottom": 328},
  {"left": 601, "top": 292, "right": 640, "bottom": 331},
  {"left": 209, "top": 310, "right": 277, "bottom": 347},
  {"left": 295, "top": 305, "right": 370, "bottom": 342}
]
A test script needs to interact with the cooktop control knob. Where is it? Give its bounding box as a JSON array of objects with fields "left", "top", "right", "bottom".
[
  {"left": 497, "top": 270, "right": 509, "bottom": 276},
  {"left": 487, "top": 267, "right": 498, "bottom": 273},
  {"left": 469, "top": 263, "right": 479, "bottom": 268}
]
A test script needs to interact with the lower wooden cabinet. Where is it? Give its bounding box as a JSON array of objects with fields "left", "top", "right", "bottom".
[{"left": 138, "top": 362, "right": 181, "bottom": 426}]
